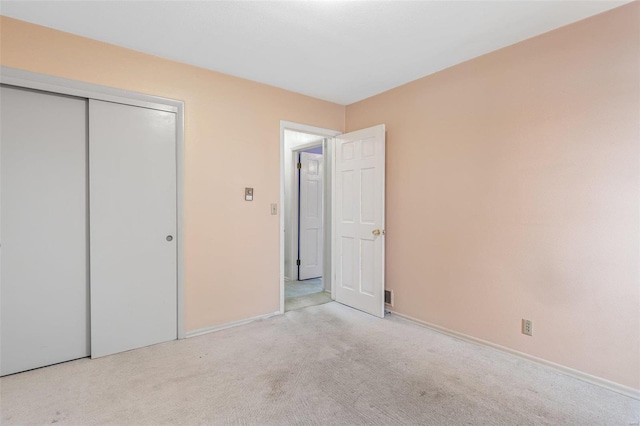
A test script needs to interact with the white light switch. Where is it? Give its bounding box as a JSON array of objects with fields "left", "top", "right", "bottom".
[{"left": 270, "top": 203, "right": 278, "bottom": 215}]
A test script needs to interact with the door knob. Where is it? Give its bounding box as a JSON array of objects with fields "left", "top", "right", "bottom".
[
  {"left": 372, "top": 229, "right": 381, "bottom": 236},
  {"left": 166, "top": 235, "right": 173, "bottom": 242}
]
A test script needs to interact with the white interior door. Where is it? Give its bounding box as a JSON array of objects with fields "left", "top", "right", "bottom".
[
  {"left": 333, "top": 124, "right": 385, "bottom": 318},
  {"left": 1, "top": 86, "right": 89, "bottom": 375},
  {"left": 89, "top": 99, "right": 177, "bottom": 358},
  {"left": 299, "top": 152, "right": 323, "bottom": 280}
]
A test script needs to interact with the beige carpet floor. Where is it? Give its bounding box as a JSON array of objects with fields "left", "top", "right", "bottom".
[
  {"left": 1, "top": 302, "right": 638, "bottom": 425},
  {"left": 284, "top": 278, "right": 323, "bottom": 298},
  {"left": 285, "top": 291, "right": 332, "bottom": 312},
  {"left": 285, "top": 278, "right": 331, "bottom": 312}
]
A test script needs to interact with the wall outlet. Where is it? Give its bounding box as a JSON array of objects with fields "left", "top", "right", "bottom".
[
  {"left": 384, "top": 290, "right": 393, "bottom": 306},
  {"left": 522, "top": 319, "right": 533, "bottom": 336}
]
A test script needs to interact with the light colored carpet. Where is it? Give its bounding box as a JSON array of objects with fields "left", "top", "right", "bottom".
[
  {"left": 1, "top": 302, "right": 638, "bottom": 425},
  {"left": 284, "top": 278, "right": 323, "bottom": 298},
  {"left": 285, "top": 278, "right": 330, "bottom": 312},
  {"left": 285, "top": 291, "right": 332, "bottom": 312}
]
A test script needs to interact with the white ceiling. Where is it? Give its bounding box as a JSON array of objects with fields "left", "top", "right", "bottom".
[{"left": 0, "top": 1, "right": 629, "bottom": 105}]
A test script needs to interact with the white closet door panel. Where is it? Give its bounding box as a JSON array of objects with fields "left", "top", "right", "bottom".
[
  {"left": 89, "top": 99, "right": 177, "bottom": 358},
  {"left": 1, "top": 86, "right": 89, "bottom": 376}
]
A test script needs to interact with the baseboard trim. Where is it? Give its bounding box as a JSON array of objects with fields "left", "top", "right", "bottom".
[
  {"left": 389, "top": 310, "right": 640, "bottom": 401},
  {"left": 185, "top": 311, "right": 281, "bottom": 339}
]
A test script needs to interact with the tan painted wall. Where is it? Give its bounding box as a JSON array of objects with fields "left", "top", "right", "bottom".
[
  {"left": 0, "top": 16, "right": 345, "bottom": 332},
  {"left": 346, "top": 3, "right": 639, "bottom": 389}
]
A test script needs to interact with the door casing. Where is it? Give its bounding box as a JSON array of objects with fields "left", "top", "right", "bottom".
[{"left": 280, "top": 122, "right": 340, "bottom": 313}]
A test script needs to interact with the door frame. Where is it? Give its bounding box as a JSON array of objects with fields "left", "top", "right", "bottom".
[
  {"left": 279, "top": 121, "right": 341, "bottom": 313},
  {"left": 0, "top": 66, "right": 187, "bottom": 339}
]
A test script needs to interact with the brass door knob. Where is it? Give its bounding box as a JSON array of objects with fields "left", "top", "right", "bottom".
[{"left": 372, "top": 229, "right": 381, "bottom": 236}]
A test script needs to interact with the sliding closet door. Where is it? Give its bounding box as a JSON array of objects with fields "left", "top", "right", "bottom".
[
  {"left": 89, "top": 100, "right": 177, "bottom": 358},
  {"left": 1, "top": 86, "right": 89, "bottom": 375}
]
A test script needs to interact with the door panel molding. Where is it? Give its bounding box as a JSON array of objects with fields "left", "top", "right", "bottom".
[
  {"left": 299, "top": 152, "right": 324, "bottom": 280},
  {"left": 332, "top": 124, "right": 386, "bottom": 318}
]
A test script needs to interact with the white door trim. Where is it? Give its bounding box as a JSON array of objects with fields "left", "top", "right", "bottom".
[
  {"left": 279, "top": 121, "right": 341, "bottom": 313},
  {"left": 0, "top": 66, "right": 187, "bottom": 339},
  {"left": 0, "top": 67, "right": 179, "bottom": 112}
]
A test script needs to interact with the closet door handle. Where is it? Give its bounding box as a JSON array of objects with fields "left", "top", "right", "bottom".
[{"left": 166, "top": 235, "right": 173, "bottom": 242}]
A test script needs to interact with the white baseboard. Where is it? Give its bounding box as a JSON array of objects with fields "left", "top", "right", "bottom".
[
  {"left": 185, "top": 311, "right": 281, "bottom": 338},
  {"left": 389, "top": 310, "right": 640, "bottom": 401}
]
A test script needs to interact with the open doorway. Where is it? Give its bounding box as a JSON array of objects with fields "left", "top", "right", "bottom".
[
  {"left": 280, "top": 122, "right": 387, "bottom": 317},
  {"left": 286, "top": 145, "right": 328, "bottom": 311},
  {"left": 280, "top": 122, "right": 340, "bottom": 313}
]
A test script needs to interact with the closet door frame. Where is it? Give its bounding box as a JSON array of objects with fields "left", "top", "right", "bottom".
[{"left": 0, "top": 66, "right": 187, "bottom": 339}]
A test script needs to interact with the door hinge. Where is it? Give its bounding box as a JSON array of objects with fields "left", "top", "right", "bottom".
[
  {"left": 296, "top": 162, "right": 302, "bottom": 169},
  {"left": 296, "top": 259, "right": 301, "bottom": 266}
]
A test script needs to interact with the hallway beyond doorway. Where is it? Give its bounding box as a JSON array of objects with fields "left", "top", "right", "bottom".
[{"left": 285, "top": 278, "right": 331, "bottom": 311}]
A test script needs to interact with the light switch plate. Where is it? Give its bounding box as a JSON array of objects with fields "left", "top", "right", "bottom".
[
  {"left": 245, "top": 187, "right": 253, "bottom": 201},
  {"left": 270, "top": 203, "right": 277, "bottom": 215}
]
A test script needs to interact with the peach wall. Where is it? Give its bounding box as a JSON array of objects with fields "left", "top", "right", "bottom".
[
  {"left": 0, "top": 16, "right": 345, "bottom": 331},
  {"left": 347, "top": 3, "right": 639, "bottom": 389},
  {"left": 2, "top": 4, "right": 638, "bottom": 391}
]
